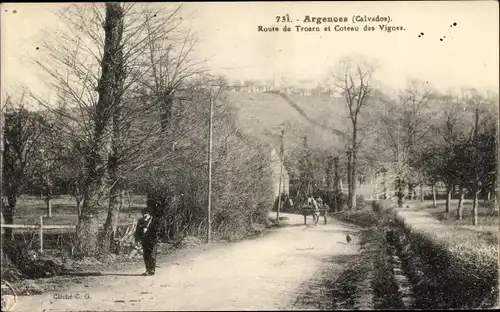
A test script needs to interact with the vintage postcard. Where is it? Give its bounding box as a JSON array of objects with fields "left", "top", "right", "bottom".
[{"left": 1, "top": 1, "right": 498, "bottom": 311}]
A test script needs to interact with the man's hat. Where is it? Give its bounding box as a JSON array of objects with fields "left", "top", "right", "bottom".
[{"left": 142, "top": 207, "right": 153, "bottom": 214}]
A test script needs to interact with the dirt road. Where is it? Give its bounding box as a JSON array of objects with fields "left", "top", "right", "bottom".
[{"left": 14, "top": 213, "right": 360, "bottom": 311}]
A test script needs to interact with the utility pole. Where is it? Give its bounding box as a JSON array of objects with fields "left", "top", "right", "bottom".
[
  {"left": 497, "top": 93, "right": 500, "bottom": 310},
  {"left": 0, "top": 98, "right": 4, "bottom": 237},
  {"left": 207, "top": 95, "right": 214, "bottom": 243},
  {"left": 472, "top": 107, "right": 479, "bottom": 226},
  {"left": 276, "top": 128, "right": 285, "bottom": 222},
  {"left": 496, "top": 96, "right": 499, "bottom": 210}
]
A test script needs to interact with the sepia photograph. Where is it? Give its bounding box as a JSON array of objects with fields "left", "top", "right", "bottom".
[{"left": 0, "top": 1, "right": 499, "bottom": 311}]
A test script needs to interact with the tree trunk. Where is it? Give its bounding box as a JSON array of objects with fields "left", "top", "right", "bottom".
[
  {"left": 101, "top": 120, "right": 123, "bottom": 255},
  {"left": 445, "top": 185, "right": 452, "bottom": 213},
  {"left": 333, "top": 156, "right": 340, "bottom": 211},
  {"left": 3, "top": 196, "right": 16, "bottom": 240},
  {"left": 45, "top": 176, "right": 52, "bottom": 218},
  {"left": 432, "top": 184, "right": 437, "bottom": 208},
  {"left": 45, "top": 196, "right": 52, "bottom": 219},
  {"left": 472, "top": 189, "right": 479, "bottom": 226},
  {"left": 100, "top": 181, "right": 121, "bottom": 254},
  {"left": 351, "top": 148, "right": 357, "bottom": 210},
  {"left": 75, "top": 207, "right": 100, "bottom": 258},
  {"left": 495, "top": 190, "right": 498, "bottom": 210},
  {"left": 397, "top": 185, "right": 404, "bottom": 208},
  {"left": 346, "top": 151, "right": 352, "bottom": 210},
  {"left": 75, "top": 197, "right": 82, "bottom": 220},
  {"left": 120, "top": 188, "right": 125, "bottom": 210},
  {"left": 457, "top": 187, "right": 464, "bottom": 220},
  {"left": 100, "top": 19, "right": 126, "bottom": 255},
  {"left": 419, "top": 184, "right": 424, "bottom": 203},
  {"left": 326, "top": 158, "right": 332, "bottom": 192},
  {"left": 75, "top": 3, "right": 125, "bottom": 258}
]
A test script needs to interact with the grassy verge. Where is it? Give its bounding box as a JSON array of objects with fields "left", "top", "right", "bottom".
[
  {"left": 329, "top": 199, "right": 498, "bottom": 310},
  {"left": 365, "top": 198, "right": 499, "bottom": 309},
  {"left": 326, "top": 203, "right": 406, "bottom": 310},
  {"left": 393, "top": 215, "right": 498, "bottom": 309},
  {"left": 293, "top": 250, "right": 374, "bottom": 310},
  {"left": 413, "top": 199, "right": 498, "bottom": 227}
]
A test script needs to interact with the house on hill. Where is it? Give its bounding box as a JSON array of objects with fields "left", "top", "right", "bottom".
[{"left": 226, "top": 80, "right": 273, "bottom": 93}]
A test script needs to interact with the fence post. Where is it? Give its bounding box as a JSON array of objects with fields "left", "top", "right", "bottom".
[{"left": 39, "top": 216, "right": 43, "bottom": 254}]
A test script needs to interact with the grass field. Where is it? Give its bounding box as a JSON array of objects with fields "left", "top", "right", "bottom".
[
  {"left": 412, "top": 199, "right": 498, "bottom": 228},
  {"left": 6, "top": 195, "right": 148, "bottom": 253},
  {"left": 12, "top": 195, "right": 147, "bottom": 227}
]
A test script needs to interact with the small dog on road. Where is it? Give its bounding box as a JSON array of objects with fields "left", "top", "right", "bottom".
[{"left": 346, "top": 234, "right": 352, "bottom": 244}]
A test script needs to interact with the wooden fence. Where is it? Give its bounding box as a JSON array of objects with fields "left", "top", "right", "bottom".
[{"left": 1, "top": 216, "right": 135, "bottom": 253}]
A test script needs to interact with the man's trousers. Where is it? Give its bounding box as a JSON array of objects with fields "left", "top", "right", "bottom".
[{"left": 142, "top": 241, "right": 157, "bottom": 273}]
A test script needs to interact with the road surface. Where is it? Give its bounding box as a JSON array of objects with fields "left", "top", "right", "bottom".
[{"left": 14, "top": 213, "right": 360, "bottom": 311}]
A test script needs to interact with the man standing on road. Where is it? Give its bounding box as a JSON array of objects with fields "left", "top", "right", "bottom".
[{"left": 134, "top": 206, "right": 159, "bottom": 276}]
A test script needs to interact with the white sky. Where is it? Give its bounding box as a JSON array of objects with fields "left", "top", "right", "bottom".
[{"left": 1, "top": 1, "right": 499, "bottom": 101}]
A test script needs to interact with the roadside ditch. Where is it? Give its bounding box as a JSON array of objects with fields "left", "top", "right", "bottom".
[{"left": 299, "top": 199, "right": 497, "bottom": 310}]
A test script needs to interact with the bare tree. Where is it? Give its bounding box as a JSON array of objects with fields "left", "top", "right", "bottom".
[
  {"left": 57, "top": 138, "right": 87, "bottom": 217},
  {"left": 331, "top": 57, "right": 374, "bottom": 210},
  {"left": 461, "top": 90, "right": 497, "bottom": 225},
  {"left": 376, "top": 80, "right": 435, "bottom": 205},
  {"left": 30, "top": 3, "right": 205, "bottom": 256},
  {"left": 64, "top": 3, "right": 125, "bottom": 257},
  {"left": 1, "top": 92, "right": 50, "bottom": 239}
]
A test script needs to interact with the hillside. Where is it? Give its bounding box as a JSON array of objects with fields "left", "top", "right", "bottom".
[{"left": 222, "top": 91, "right": 348, "bottom": 152}]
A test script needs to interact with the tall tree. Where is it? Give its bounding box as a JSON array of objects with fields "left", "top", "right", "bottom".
[
  {"left": 331, "top": 57, "right": 374, "bottom": 210},
  {"left": 32, "top": 3, "right": 204, "bottom": 255},
  {"left": 463, "top": 91, "right": 496, "bottom": 225},
  {"left": 73, "top": 3, "right": 125, "bottom": 257},
  {"left": 376, "top": 80, "right": 435, "bottom": 205}
]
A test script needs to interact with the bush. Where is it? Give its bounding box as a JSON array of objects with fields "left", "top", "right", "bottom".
[
  {"left": 2, "top": 240, "right": 69, "bottom": 281},
  {"left": 333, "top": 211, "right": 379, "bottom": 228},
  {"left": 336, "top": 193, "right": 348, "bottom": 211},
  {"left": 356, "top": 195, "right": 367, "bottom": 210},
  {"left": 372, "top": 200, "right": 396, "bottom": 213}
]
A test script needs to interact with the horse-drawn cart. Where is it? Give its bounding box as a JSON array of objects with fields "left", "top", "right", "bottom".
[{"left": 299, "top": 204, "right": 328, "bottom": 225}]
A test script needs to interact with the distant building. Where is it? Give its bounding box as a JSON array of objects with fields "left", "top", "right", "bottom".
[
  {"left": 226, "top": 77, "right": 343, "bottom": 96},
  {"left": 226, "top": 84, "right": 248, "bottom": 92}
]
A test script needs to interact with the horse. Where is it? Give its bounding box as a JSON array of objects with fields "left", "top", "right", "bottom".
[
  {"left": 297, "top": 197, "right": 324, "bottom": 225},
  {"left": 299, "top": 204, "right": 319, "bottom": 225},
  {"left": 318, "top": 203, "right": 329, "bottom": 224},
  {"left": 298, "top": 197, "right": 330, "bottom": 226}
]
